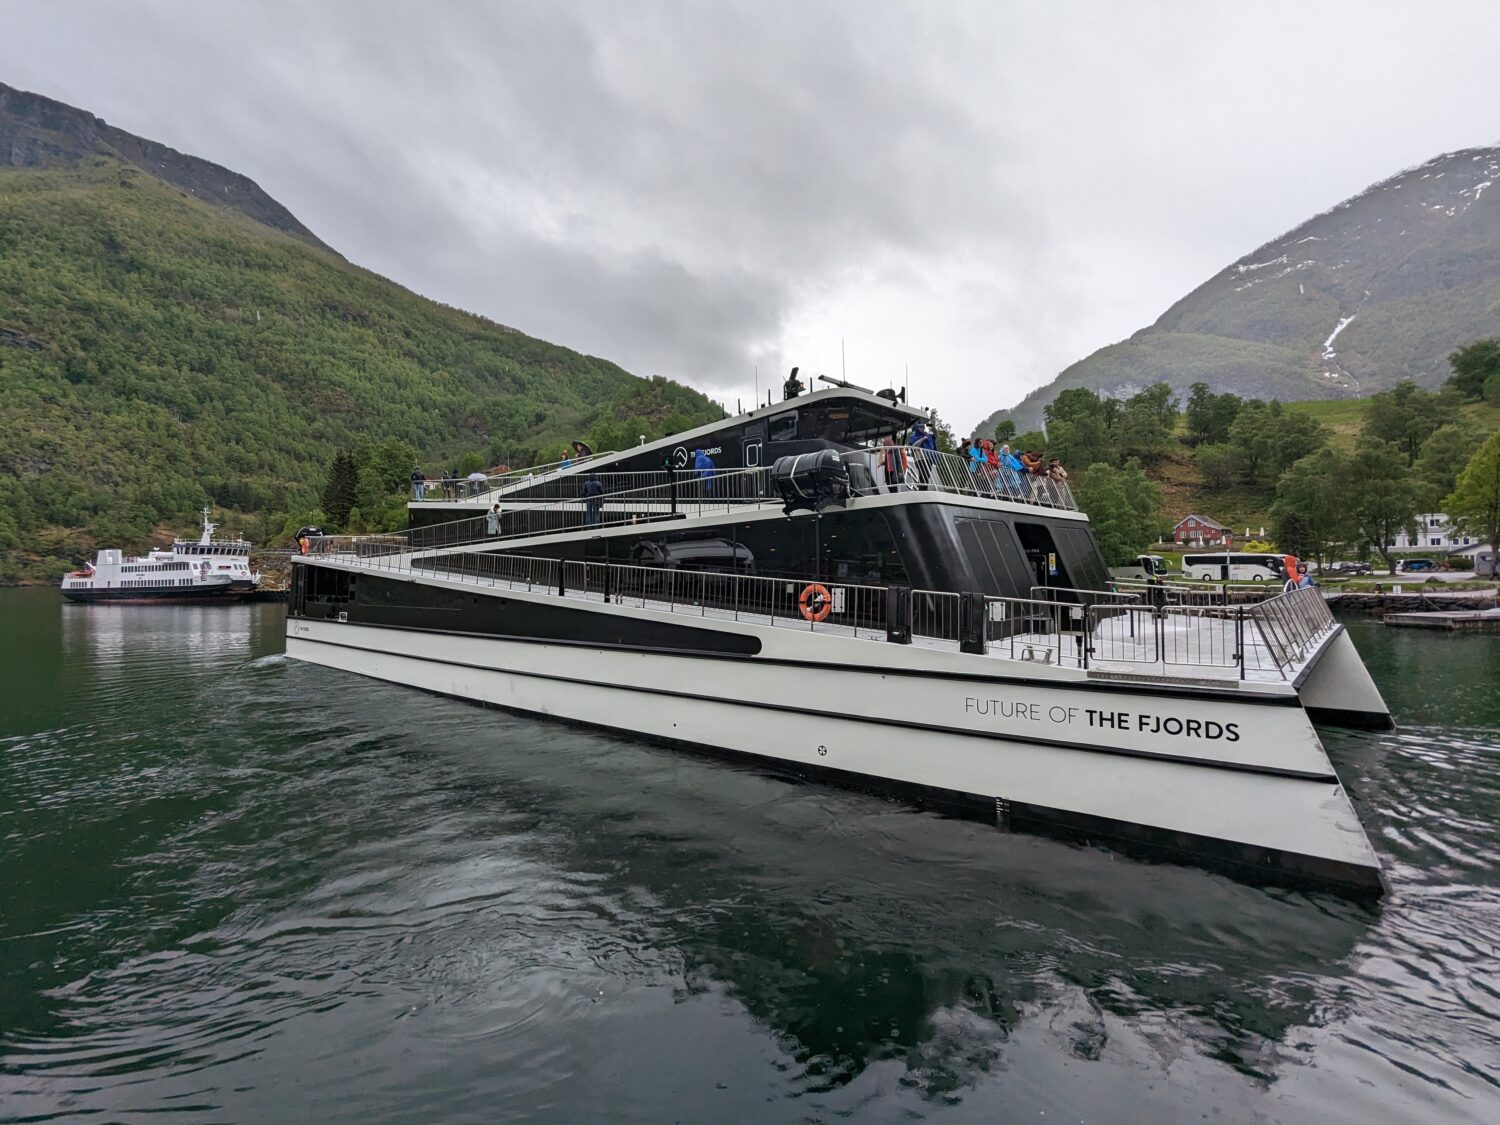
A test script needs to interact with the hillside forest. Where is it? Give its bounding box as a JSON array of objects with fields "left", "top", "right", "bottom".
[
  {"left": 981, "top": 339, "right": 1500, "bottom": 568},
  {"left": 0, "top": 160, "right": 723, "bottom": 582}
]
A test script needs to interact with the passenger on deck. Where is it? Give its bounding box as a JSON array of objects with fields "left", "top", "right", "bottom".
[
  {"left": 467, "top": 469, "right": 486, "bottom": 496},
  {"left": 561, "top": 450, "right": 573, "bottom": 470},
  {"left": 694, "top": 448, "right": 716, "bottom": 493},
  {"left": 978, "top": 439, "right": 1000, "bottom": 491},
  {"left": 581, "top": 475, "right": 606, "bottom": 526},
  {"left": 998, "top": 444, "right": 1026, "bottom": 497},
  {"left": 879, "top": 435, "right": 904, "bottom": 492},
  {"left": 957, "top": 438, "right": 974, "bottom": 473},
  {"left": 410, "top": 467, "right": 426, "bottom": 501},
  {"left": 1043, "top": 458, "right": 1068, "bottom": 504},
  {"left": 485, "top": 504, "right": 501, "bottom": 536},
  {"left": 907, "top": 421, "right": 936, "bottom": 486},
  {"left": 1019, "top": 450, "right": 1045, "bottom": 499}
]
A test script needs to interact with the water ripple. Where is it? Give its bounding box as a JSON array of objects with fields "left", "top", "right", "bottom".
[{"left": 2, "top": 601, "right": 1499, "bottom": 1122}]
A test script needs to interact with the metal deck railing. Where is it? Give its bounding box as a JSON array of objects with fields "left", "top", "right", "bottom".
[
  {"left": 411, "top": 447, "right": 1078, "bottom": 513},
  {"left": 295, "top": 545, "right": 1338, "bottom": 682},
  {"left": 378, "top": 454, "right": 1079, "bottom": 560},
  {"left": 414, "top": 451, "right": 615, "bottom": 500}
]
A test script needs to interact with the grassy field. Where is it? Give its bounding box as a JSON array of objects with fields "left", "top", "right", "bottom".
[
  {"left": 1143, "top": 395, "right": 1500, "bottom": 534},
  {"left": 1284, "top": 397, "right": 1500, "bottom": 453}
]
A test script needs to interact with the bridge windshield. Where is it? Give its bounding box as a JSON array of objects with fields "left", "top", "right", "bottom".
[{"left": 793, "top": 402, "right": 913, "bottom": 445}]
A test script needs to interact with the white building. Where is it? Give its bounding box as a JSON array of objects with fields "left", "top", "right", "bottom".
[{"left": 1388, "top": 513, "right": 1481, "bottom": 553}]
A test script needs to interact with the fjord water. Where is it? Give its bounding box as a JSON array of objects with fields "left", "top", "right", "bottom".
[{"left": 1, "top": 588, "right": 1497, "bottom": 1123}]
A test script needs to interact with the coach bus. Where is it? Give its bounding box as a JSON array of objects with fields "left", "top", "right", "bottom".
[{"left": 1180, "top": 552, "right": 1293, "bottom": 582}]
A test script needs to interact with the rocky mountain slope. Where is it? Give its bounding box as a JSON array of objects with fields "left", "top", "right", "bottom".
[
  {"left": 1, "top": 80, "right": 335, "bottom": 254},
  {"left": 978, "top": 146, "right": 1500, "bottom": 434},
  {"left": 0, "top": 85, "right": 718, "bottom": 580}
]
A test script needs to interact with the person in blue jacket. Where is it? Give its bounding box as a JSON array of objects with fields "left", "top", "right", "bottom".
[
  {"left": 907, "top": 421, "right": 936, "bottom": 486},
  {"left": 998, "top": 443, "right": 1026, "bottom": 497},
  {"left": 693, "top": 448, "right": 717, "bottom": 494},
  {"left": 969, "top": 438, "right": 988, "bottom": 480}
]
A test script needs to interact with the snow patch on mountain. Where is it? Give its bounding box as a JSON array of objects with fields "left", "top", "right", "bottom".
[
  {"left": 1322, "top": 315, "right": 1356, "bottom": 360},
  {"left": 1233, "top": 254, "right": 1288, "bottom": 275}
]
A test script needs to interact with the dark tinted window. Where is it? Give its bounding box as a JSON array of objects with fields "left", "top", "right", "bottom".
[
  {"left": 769, "top": 411, "right": 798, "bottom": 441},
  {"left": 955, "top": 517, "right": 1032, "bottom": 596}
]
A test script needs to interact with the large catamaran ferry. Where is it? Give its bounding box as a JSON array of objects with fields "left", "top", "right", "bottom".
[{"left": 284, "top": 378, "right": 1393, "bottom": 893}]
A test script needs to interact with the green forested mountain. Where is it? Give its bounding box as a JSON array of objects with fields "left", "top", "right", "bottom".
[
  {"left": 0, "top": 150, "right": 718, "bottom": 581},
  {"left": 977, "top": 146, "right": 1500, "bottom": 435}
]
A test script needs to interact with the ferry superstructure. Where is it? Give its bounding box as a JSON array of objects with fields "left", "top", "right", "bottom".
[
  {"left": 61, "top": 508, "right": 260, "bottom": 604},
  {"left": 284, "top": 382, "right": 1392, "bottom": 893}
]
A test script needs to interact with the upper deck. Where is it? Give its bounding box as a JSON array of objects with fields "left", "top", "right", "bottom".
[
  {"left": 412, "top": 386, "right": 1075, "bottom": 516},
  {"left": 411, "top": 446, "right": 1078, "bottom": 525}
]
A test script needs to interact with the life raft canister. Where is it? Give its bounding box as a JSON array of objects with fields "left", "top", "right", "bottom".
[{"left": 798, "top": 582, "right": 833, "bottom": 622}]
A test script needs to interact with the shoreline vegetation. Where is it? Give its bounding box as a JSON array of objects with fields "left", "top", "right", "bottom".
[{"left": 976, "top": 343, "right": 1500, "bottom": 571}]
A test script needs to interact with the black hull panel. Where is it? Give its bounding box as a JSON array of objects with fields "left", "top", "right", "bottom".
[
  {"left": 411, "top": 499, "right": 1112, "bottom": 604},
  {"left": 61, "top": 583, "right": 258, "bottom": 605}
]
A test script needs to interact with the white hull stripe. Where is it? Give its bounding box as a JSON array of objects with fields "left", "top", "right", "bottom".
[{"left": 295, "top": 633, "right": 1337, "bottom": 784}]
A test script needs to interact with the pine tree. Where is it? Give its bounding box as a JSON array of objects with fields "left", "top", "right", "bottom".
[{"left": 321, "top": 449, "right": 359, "bottom": 529}]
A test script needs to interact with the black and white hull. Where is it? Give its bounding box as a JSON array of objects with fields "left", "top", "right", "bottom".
[
  {"left": 63, "top": 582, "right": 258, "bottom": 609},
  {"left": 286, "top": 384, "right": 1390, "bottom": 892},
  {"left": 61, "top": 578, "right": 259, "bottom": 605},
  {"left": 286, "top": 563, "right": 1386, "bottom": 893}
]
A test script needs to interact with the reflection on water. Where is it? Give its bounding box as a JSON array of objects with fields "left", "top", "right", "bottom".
[{"left": 1, "top": 593, "right": 1497, "bottom": 1122}]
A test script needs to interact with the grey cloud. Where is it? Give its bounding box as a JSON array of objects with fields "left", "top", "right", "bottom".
[{"left": 4, "top": 1, "right": 1500, "bottom": 427}]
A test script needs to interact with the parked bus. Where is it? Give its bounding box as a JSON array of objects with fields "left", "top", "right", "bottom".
[
  {"left": 1108, "top": 554, "right": 1170, "bottom": 582},
  {"left": 1180, "top": 552, "right": 1293, "bottom": 582}
]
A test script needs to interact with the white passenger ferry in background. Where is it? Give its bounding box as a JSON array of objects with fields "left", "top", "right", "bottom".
[{"left": 61, "top": 508, "right": 261, "bottom": 604}]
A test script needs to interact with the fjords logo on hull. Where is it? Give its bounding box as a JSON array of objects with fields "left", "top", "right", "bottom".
[{"left": 964, "top": 696, "right": 1241, "bottom": 742}]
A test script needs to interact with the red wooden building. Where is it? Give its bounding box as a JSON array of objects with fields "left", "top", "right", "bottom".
[{"left": 1172, "top": 513, "right": 1231, "bottom": 547}]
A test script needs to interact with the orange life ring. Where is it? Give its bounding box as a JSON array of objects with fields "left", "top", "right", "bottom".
[{"left": 798, "top": 583, "right": 833, "bottom": 622}]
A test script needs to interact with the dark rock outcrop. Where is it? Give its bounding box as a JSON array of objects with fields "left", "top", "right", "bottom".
[{"left": 0, "top": 81, "right": 337, "bottom": 255}]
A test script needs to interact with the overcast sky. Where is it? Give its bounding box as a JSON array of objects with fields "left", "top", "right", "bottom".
[{"left": 4, "top": 1, "right": 1499, "bottom": 430}]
